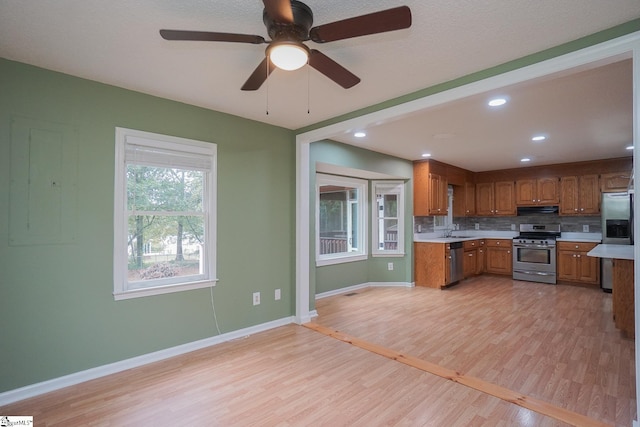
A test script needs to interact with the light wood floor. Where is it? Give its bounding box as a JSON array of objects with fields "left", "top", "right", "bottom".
[
  {"left": 0, "top": 276, "right": 635, "bottom": 426},
  {"left": 313, "top": 276, "right": 636, "bottom": 427}
]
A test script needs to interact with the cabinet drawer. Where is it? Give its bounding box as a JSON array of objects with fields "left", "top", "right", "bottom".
[
  {"left": 485, "top": 239, "right": 512, "bottom": 248},
  {"left": 557, "top": 241, "right": 598, "bottom": 252},
  {"left": 463, "top": 240, "right": 480, "bottom": 250}
]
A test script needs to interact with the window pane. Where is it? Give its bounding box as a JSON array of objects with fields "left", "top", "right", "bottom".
[
  {"left": 383, "top": 194, "right": 398, "bottom": 217},
  {"left": 127, "top": 165, "right": 203, "bottom": 212},
  {"left": 319, "top": 185, "right": 357, "bottom": 255},
  {"left": 127, "top": 215, "right": 204, "bottom": 284},
  {"left": 380, "top": 219, "right": 398, "bottom": 250}
]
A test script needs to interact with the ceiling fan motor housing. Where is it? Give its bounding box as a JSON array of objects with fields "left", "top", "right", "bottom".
[{"left": 263, "top": 0, "right": 314, "bottom": 42}]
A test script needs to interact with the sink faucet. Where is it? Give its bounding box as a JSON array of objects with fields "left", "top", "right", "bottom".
[{"left": 443, "top": 228, "right": 453, "bottom": 238}]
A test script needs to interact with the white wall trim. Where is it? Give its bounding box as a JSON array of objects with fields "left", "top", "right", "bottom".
[
  {"left": 0, "top": 316, "right": 295, "bottom": 406},
  {"left": 315, "top": 282, "right": 413, "bottom": 300}
]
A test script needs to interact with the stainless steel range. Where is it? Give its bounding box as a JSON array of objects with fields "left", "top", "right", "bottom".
[{"left": 512, "top": 223, "right": 561, "bottom": 284}]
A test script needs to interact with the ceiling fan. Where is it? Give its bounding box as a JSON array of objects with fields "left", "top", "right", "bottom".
[{"left": 160, "top": 0, "right": 412, "bottom": 91}]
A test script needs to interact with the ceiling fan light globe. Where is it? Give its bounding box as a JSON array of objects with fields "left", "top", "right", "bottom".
[{"left": 269, "top": 43, "right": 308, "bottom": 71}]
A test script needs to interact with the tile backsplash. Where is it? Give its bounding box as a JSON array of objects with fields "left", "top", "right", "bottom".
[{"left": 414, "top": 215, "right": 601, "bottom": 233}]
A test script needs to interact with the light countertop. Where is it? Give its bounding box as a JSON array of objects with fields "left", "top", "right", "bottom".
[{"left": 587, "top": 244, "right": 634, "bottom": 260}]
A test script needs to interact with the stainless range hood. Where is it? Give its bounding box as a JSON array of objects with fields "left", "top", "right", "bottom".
[{"left": 516, "top": 206, "right": 559, "bottom": 216}]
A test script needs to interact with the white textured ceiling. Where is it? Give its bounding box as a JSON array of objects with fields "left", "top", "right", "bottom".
[{"left": 1, "top": 1, "right": 639, "bottom": 170}]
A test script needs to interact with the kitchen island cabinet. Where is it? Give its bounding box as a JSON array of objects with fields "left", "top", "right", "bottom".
[
  {"left": 557, "top": 241, "right": 600, "bottom": 285},
  {"left": 485, "top": 239, "right": 512, "bottom": 275},
  {"left": 612, "top": 259, "right": 634, "bottom": 338}
]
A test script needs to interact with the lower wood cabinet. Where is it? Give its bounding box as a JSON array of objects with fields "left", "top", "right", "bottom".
[
  {"left": 556, "top": 241, "right": 599, "bottom": 285},
  {"left": 463, "top": 240, "right": 482, "bottom": 278},
  {"left": 414, "top": 242, "right": 447, "bottom": 288},
  {"left": 485, "top": 239, "right": 512, "bottom": 275}
]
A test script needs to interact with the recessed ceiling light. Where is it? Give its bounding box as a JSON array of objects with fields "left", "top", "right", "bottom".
[
  {"left": 488, "top": 98, "right": 507, "bottom": 107},
  {"left": 521, "top": 158, "right": 531, "bottom": 163},
  {"left": 626, "top": 145, "right": 634, "bottom": 150},
  {"left": 354, "top": 131, "right": 366, "bottom": 138},
  {"left": 531, "top": 135, "right": 546, "bottom": 142},
  {"left": 421, "top": 153, "right": 432, "bottom": 158}
]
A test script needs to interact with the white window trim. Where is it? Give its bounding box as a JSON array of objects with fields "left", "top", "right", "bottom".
[
  {"left": 113, "top": 127, "right": 217, "bottom": 300},
  {"left": 316, "top": 174, "right": 368, "bottom": 267},
  {"left": 371, "top": 181, "right": 405, "bottom": 257}
]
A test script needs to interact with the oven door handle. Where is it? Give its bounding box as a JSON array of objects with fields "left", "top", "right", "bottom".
[{"left": 513, "top": 244, "right": 555, "bottom": 249}]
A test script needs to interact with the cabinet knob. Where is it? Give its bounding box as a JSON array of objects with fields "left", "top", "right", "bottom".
[
  {"left": 573, "top": 254, "right": 577, "bottom": 257},
  {"left": 574, "top": 208, "right": 578, "bottom": 212},
  {"left": 497, "top": 242, "right": 500, "bottom": 245},
  {"left": 580, "top": 208, "right": 584, "bottom": 211},
  {"left": 577, "top": 254, "right": 581, "bottom": 258},
  {"left": 507, "top": 251, "right": 511, "bottom": 254},
  {"left": 468, "top": 253, "right": 473, "bottom": 257},
  {"left": 575, "top": 245, "right": 579, "bottom": 249}
]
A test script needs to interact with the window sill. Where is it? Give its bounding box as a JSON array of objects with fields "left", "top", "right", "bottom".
[
  {"left": 114, "top": 279, "right": 218, "bottom": 300},
  {"left": 372, "top": 252, "right": 406, "bottom": 258},
  {"left": 316, "top": 254, "right": 368, "bottom": 267}
]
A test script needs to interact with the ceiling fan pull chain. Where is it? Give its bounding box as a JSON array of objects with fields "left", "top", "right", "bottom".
[
  {"left": 307, "top": 61, "right": 310, "bottom": 114},
  {"left": 266, "top": 59, "right": 270, "bottom": 115}
]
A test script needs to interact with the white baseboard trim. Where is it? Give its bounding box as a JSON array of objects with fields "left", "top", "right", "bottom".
[
  {"left": 309, "top": 310, "right": 318, "bottom": 318},
  {"left": 0, "top": 316, "right": 295, "bottom": 406},
  {"left": 315, "top": 282, "right": 413, "bottom": 300}
]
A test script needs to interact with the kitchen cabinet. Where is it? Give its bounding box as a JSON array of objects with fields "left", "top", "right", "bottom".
[
  {"left": 485, "top": 239, "right": 512, "bottom": 275},
  {"left": 559, "top": 174, "right": 600, "bottom": 215},
  {"left": 477, "top": 242, "right": 486, "bottom": 274},
  {"left": 413, "top": 162, "right": 448, "bottom": 216},
  {"left": 612, "top": 259, "right": 634, "bottom": 338},
  {"left": 476, "top": 181, "right": 516, "bottom": 216},
  {"left": 463, "top": 240, "right": 479, "bottom": 278},
  {"left": 556, "top": 241, "right": 599, "bottom": 285},
  {"left": 428, "top": 173, "right": 448, "bottom": 215},
  {"left": 452, "top": 182, "right": 476, "bottom": 217},
  {"left": 601, "top": 172, "right": 631, "bottom": 193},
  {"left": 515, "top": 177, "right": 559, "bottom": 206},
  {"left": 414, "top": 242, "right": 448, "bottom": 288}
]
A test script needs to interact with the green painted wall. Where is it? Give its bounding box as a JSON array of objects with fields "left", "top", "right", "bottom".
[
  {"left": 0, "top": 58, "right": 295, "bottom": 392},
  {"left": 310, "top": 140, "right": 413, "bottom": 298}
]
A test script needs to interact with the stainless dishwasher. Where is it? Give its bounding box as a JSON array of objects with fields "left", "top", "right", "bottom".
[{"left": 448, "top": 241, "right": 464, "bottom": 285}]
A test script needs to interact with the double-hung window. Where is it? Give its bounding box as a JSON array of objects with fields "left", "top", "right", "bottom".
[
  {"left": 372, "top": 181, "right": 405, "bottom": 256},
  {"left": 316, "top": 174, "right": 368, "bottom": 266},
  {"left": 113, "top": 128, "right": 217, "bottom": 300}
]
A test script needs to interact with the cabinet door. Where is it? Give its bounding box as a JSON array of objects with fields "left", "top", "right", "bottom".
[
  {"left": 515, "top": 179, "right": 536, "bottom": 205},
  {"left": 557, "top": 250, "right": 578, "bottom": 281},
  {"left": 560, "top": 176, "right": 579, "bottom": 215},
  {"left": 577, "top": 252, "right": 600, "bottom": 285},
  {"left": 414, "top": 243, "right": 447, "bottom": 288},
  {"left": 477, "top": 247, "right": 485, "bottom": 274},
  {"left": 537, "top": 177, "right": 559, "bottom": 205},
  {"left": 428, "top": 173, "right": 448, "bottom": 215},
  {"left": 601, "top": 172, "right": 631, "bottom": 193},
  {"left": 476, "top": 183, "right": 494, "bottom": 216},
  {"left": 486, "top": 247, "right": 512, "bottom": 274},
  {"left": 463, "top": 249, "right": 477, "bottom": 278},
  {"left": 579, "top": 174, "right": 600, "bottom": 215},
  {"left": 494, "top": 181, "right": 516, "bottom": 215},
  {"left": 413, "top": 162, "right": 430, "bottom": 216},
  {"left": 464, "top": 182, "right": 476, "bottom": 216}
]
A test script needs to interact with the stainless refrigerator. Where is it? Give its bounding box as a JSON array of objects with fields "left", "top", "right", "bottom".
[{"left": 601, "top": 192, "right": 633, "bottom": 291}]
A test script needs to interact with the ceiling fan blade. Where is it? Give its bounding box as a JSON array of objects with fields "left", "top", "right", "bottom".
[
  {"left": 262, "top": 0, "right": 294, "bottom": 23},
  {"left": 241, "top": 57, "right": 275, "bottom": 91},
  {"left": 160, "top": 29, "right": 266, "bottom": 44},
  {"left": 309, "top": 6, "right": 411, "bottom": 43},
  {"left": 308, "top": 50, "right": 360, "bottom": 89}
]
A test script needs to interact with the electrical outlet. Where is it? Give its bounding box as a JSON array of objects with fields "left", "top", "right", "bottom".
[
  {"left": 475, "top": 223, "right": 480, "bottom": 230},
  {"left": 583, "top": 224, "right": 589, "bottom": 232},
  {"left": 252, "top": 292, "right": 260, "bottom": 306},
  {"left": 387, "top": 262, "right": 394, "bottom": 271},
  {"left": 275, "top": 289, "right": 281, "bottom": 301},
  {"left": 511, "top": 224, "right": 516, "bottom": 231}
]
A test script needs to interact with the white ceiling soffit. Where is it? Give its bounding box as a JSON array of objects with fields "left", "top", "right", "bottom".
[{"left": 316, "top": 162, "right": 409, "bottom": 180}]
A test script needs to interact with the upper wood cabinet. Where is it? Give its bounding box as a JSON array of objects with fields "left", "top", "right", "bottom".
[
  {"left": 452, "top": 182, "right": 476, "bottom": 217},
  {"left": 477, "top": 181, "right": 516, "bottom": 216},
  {"left": 601, "top": 172, "right": 631, "bottom": 193},
  {"left": 515, "top": 177, "right": 559, "bottom": 206},
  {"left": 560, "top": 174, "right": 600, "bottom": 215},
  {"left": 414, "top": 161, "right": 449, "bottom": 216}
]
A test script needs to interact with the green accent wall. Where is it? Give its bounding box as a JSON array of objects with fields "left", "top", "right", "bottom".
[
  {"left": 310, "top": 140, "right": 413, "bottom": 298},
  {"left": 0, "top": 58, "right": 295, "bottom": 392}
]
